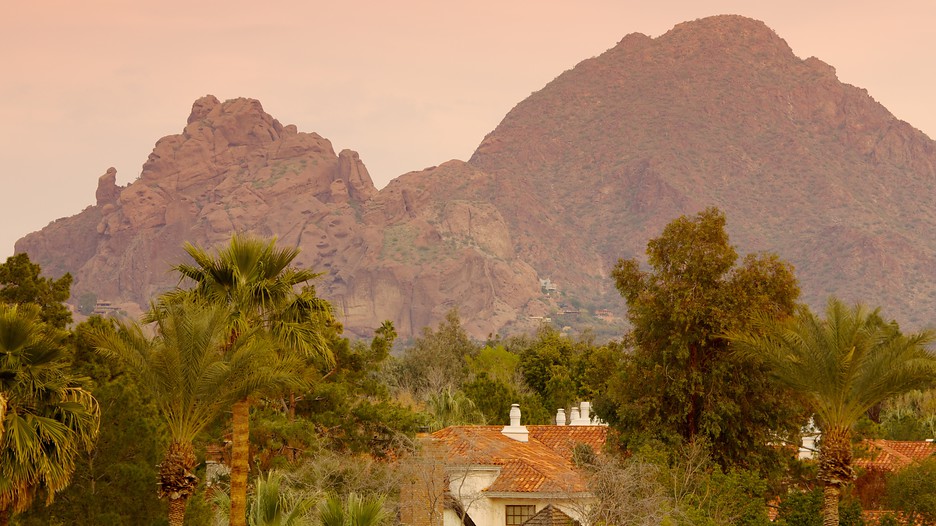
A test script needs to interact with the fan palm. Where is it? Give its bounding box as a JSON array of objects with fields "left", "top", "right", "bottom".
[
  {"left": 725, "top": 298, "right": 936, "bottom": 526},
  {"left": 0, "top": 303, "right": 100, "bottom": 525},
  {"left": 167, "top": 234, "right": 334, "bottom": 526},
  {"left": 317, "top": 493, "right": 388, "bottom": 526},
  {"left": 214, "top": 470, "right": 317, "bottom": 526},
  {"left": 93, "top": 298, "right": 303, "bottom": 526}
]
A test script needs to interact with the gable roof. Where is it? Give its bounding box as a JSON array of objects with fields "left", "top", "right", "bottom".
[
  {"left": 856, "top": 440, "right": 936, "bottom": 471},
  {"left": 523, "top": 504, "right": 577, "bottom": 526},
  {"left": 430, "top": 425, "right": 607, "bottom": 495}
]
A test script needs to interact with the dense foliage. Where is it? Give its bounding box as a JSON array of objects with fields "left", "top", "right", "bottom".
[
  {"left": 884, "top": 456, "right": 936, "bottom": 524},
  {"left": 6, "top": 213, "right": 936, "bottom": 524},
  {"left": 15, "top": 318, "right": 164, "bottom": 525},
  {"left": 600, "top": 207, "right": 806, "bottom": 473},
  {"left": 0, "top": 254, "right": 72, "bottom": 329},
  {"left": 727, "top": 299, "right": 936, "bottom": 525}
]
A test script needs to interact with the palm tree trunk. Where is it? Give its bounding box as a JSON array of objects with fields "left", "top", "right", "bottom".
[
  {"left": 229, "top": 397, "right": 251, "bottom": 526},
  {"left": 822, "top": 485, "right": 840, "bottom": 526},
  {"left": 158, "top": 441, "right": 198, "bottom": 526},
  {"left": 168, "top": 497, "right": 188, "bottom": 526},
  {"left": 818, "top": 427, "right": 853, "bottom": 526}
]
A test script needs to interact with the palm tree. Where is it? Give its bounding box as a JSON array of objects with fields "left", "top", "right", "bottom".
[
  {"left": 168, "top": 234, "right": 334, "bottom": 526},
  {"left": 425, "top": 387, "right": 485, "bottom": 431},
  {"left": 725, "top": 298, "right": 936, "bottom": 526},
  {"left": 0, "top": 303, "right": 100, "bottom": 525},
  {"left": 93, "top": 299, "right": 302, "bottom": 526},
  {"left": 317, "top": 493, "right": 388, "bottom": 526}
]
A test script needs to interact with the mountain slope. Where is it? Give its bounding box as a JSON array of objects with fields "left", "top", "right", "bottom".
[{"left": 468, "top": 15, "right": 936, "bottom": 327}]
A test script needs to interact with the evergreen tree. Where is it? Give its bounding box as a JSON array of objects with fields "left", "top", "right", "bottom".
[
  {"left": 0, "top": 253, "right": 72, "bottom": 329},
  {"left": 603, "top": 207, "right": 805, "bottom": 473}
]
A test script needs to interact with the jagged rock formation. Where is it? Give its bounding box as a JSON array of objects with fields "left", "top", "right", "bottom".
[
  {"left": 17, "top": 96, "right": 540, "bottom": 338},
  {"left": 16, "top": 15, "right": 936, "bottom": 336}
]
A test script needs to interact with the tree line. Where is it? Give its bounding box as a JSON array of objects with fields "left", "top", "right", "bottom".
[{"left": 2, "top": 208, "right": 936, "bottom": 525}]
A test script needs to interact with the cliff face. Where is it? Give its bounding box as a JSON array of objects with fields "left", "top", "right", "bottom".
[{"left": 17, "top": 15, "right": 936, "bottom": 336}]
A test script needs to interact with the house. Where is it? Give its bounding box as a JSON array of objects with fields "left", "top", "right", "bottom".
[
  {"left": 856, "top": 439, "right": 936, "bottom": 471},
  {"left": 854, "top": 439, "right": 936, "bottom": 512},
  {"left": 400, "top": 403, "right": 607, "bottom": 526}
]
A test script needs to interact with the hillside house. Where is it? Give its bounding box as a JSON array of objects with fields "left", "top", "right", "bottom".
[{"left": 400, "top": 403, "right": 607, "bottom": 526}]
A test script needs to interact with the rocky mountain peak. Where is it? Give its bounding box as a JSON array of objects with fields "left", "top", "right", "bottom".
[
  {"left": 187, "top": 94, "right": 221, "bottom": 124},
  {"left": 661, "top": 15, "right": 793, "bottom": 58}
]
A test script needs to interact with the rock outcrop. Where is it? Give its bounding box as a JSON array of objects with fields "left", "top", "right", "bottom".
[{"left": 17, "top": 97, "right": 539, "bottom": 338}]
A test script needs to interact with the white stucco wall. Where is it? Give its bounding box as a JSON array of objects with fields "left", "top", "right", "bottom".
[{"left": 444, "top": 466, "right": 593, "bottom": 526}]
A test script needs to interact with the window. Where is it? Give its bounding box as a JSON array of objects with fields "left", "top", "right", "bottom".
[{"left": 506, "top": 505, "right": 536, "bottom": 526}]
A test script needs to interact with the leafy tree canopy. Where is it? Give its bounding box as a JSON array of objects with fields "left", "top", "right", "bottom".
[
  {"left": 289, "top": 327, "right": 424, "bottom": 458},
  {"left": 885, "top": 456, "right": 936, "bottom": 524},
  {"left": 0, "top": 253, "right": 72, "bottom": 329},
  {"left": 394, "top": 309, "right": 479, "bottom": 398},
  {"left": 602, "top": 207, "right": 806, "bottom": 473},
  {"left": 515, "top": 325, "right": 593, "bottom": 413}
]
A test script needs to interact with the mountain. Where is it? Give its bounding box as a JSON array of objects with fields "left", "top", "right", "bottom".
[
  {"left": 16, "top": 15, "right": 936, "bottom": 337},
  {"left": 16, "top": 96, "right": 540, "bottom": 338},
  {"left": 467, "top": 14, "right": 936, "bottom": 328}
]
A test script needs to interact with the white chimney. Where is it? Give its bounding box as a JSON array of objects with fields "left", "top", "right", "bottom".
[
  {"left": 571, "top": 401, "right": 597, "bottom": 426},
  {"left": 556, "top": 408, "right": 566, "bottom": 425},
  {"left": 502, "top": 404, "right": 529, "bottom": 442}
]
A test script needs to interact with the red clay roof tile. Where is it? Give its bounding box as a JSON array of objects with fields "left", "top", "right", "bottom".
[
  {"left": 856, "top": 440, "right": 936, "bottom": 471},
  {"left": 430, "top": 425, "right": 607, "bottom": 494}
]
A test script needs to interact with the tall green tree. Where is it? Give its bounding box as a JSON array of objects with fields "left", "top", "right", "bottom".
[
  {"left": 0, "top": 303, "right": 99, "bottom": 525},
  {"left": 726, "top": 298, "right": 936, "bottom": 526},
  {"left": 605, "top": 207, "right": 804, "bottom": 472},
  {"left": 0, "top": 253, "right": 72, "bottom": 329},
  {"left": 168, "top": 234, "right": 334, "bottom": 526},
  {"left": 516, "top": 325, "right": 593, "bottom": 415},
  {"left": 93, "top": 299, "right": 301, "bottom": 526}
]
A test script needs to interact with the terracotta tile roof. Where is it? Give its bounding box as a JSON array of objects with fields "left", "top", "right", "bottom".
[
  {"left": 430, "top": 425, "right": 607, "bottom": 495},
  {"left": 856, "top": 440, "right": 936, "bottom": 471}
]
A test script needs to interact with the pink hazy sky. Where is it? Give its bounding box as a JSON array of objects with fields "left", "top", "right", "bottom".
[{"left": 2, "top": 1, "right": 934, "bottom": 260}]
